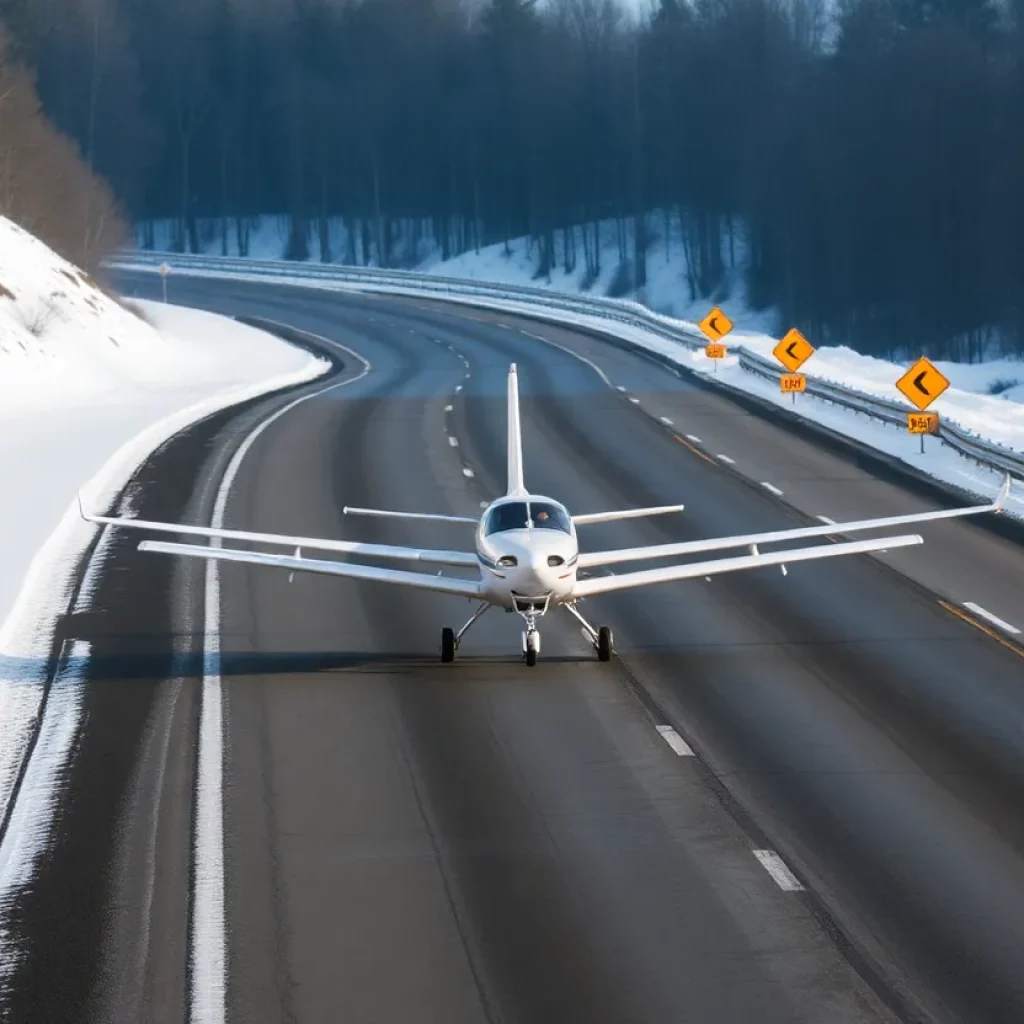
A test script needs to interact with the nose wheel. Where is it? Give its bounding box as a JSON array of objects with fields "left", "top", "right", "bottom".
[{"left": 523, "top": 629, "right": 540, "bottom": 667}]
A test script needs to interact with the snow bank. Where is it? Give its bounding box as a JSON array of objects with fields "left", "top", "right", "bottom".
[{"left": 0, "top": 217, "right": 330, "bottom": 943}]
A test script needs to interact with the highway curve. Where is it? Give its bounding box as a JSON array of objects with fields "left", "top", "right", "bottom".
[{"left": 3, "top": 275, "right": 1024, "bottom": 1024}]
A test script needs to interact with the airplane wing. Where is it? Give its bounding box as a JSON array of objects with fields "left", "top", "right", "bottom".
[
  {"left": 573, "top": 534, "right": 922, "bottom": 598},
  {"left": 139, "top": 540, "right": 484, "bottom": 599},
  {"left": 572, "top": 504, "right": 685, "bottom": 526},
  {"left": 579, "top": 477, "right": 1010, "bottom": 569},
  {"left": 81, "top": 507, "right": 478, "bottom": 567}
]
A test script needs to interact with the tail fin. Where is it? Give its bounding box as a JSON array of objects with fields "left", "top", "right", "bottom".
[{"left": 507, "top": 363, "right": 526, "bottom": 496}]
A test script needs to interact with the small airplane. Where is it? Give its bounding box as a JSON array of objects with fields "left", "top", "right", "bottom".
[{"left": 82, "top": 364, "right": 1011, "bottom": 666}]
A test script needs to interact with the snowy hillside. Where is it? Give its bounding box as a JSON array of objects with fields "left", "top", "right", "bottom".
[{"left": 0, "top": 217, "right": 330, "bottom": 928}]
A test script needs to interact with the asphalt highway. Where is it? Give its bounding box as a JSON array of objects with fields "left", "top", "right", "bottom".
[{"left": 3, "top": 274, "right": 1024, "bottom": 1024}]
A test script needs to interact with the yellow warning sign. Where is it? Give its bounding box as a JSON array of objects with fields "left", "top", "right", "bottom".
[
  {"left": 907, "top": 412, "right": 939, "bottom": 434},
  {"left": 705, "top": 343, "right": 727, "bottom": 359},
  {"left": 896, "top": 357, "right": 950, "bottom": 411},
  {"left": 773, "top": 329, "right": 815, "bottom": 373},
  {"left": 699, "top": 308, "right": 734, "bottom": 343},
  {"left": 780, "top": 373, "right": 806, "bottom": 393}
]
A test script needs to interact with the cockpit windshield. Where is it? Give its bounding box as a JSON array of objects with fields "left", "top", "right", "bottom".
[{"left": 484, "top": 501, "right": 572, "bottom": 535}]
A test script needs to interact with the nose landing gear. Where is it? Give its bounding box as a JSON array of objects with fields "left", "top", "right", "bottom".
[{"left": 522, "top": 624, "right": 541, "bottom": 667}]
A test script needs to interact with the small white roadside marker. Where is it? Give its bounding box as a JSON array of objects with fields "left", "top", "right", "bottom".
[
  {"left": 761, "top": 482, "right": 784, "bottom": 497},
  {"left": 753, "top": 850, "right": 804, "bottom": 891},
  {"left": 448, "top": 437, "right": 459, "bottom": 447},
  {"left": 963, "top": 602, "right": 1021, "bottom": 635},
  {"left": 685, "top": 434, "right": 702, "bottom": 443},
  {"left": 656, "top": 724, "right": 694, "bottom": 757},
  {"left": 462, "top": 467, "right": 475, "bottom": 478},
  {"left": 444, "top": 405, "right": 453, "bottom": 412},
  {"left": 716, "top": 454, "right": 735, "bottom": 465},
  {"left": 659, "top": 416, "right": 673, "bottom": 425}
]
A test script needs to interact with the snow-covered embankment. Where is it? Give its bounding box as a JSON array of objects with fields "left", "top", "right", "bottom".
[{"left": 0, "top": 217, "right": 329, "bottom": 977}]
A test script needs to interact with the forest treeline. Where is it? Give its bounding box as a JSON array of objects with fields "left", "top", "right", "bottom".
[
  {"left": 0, "top": 29, "right": 127, "bottom": 272},
  {"left": 2, "top": 0, "right": 1023, "bottom": 356}
]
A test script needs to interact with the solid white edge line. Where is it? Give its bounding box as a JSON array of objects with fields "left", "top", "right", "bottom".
[
  {"left": 655, "top": 724, "right": 694, "bottom": 757},
  {"left": 753, "top": 850, "right": 804, "bottom": 891},
  {"left": 191, "top": 332, "right": 370, "bottom": 1024},
  {"left": 761, "top": 482, "right": 784, "bottom": 497},
  {"left": 962, "top": 602, "right": 1021, "bottom": 635},
  {"left": 716, "top": 454, "right": 735, "bottom": 465}
]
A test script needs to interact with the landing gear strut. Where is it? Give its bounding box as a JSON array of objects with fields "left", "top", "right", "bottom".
[
  {"left": 564, "top": 603, "right": 614, "bottom": 662},
  {"left": 440, "top": 602, "right": 491, "bottom": 662}
]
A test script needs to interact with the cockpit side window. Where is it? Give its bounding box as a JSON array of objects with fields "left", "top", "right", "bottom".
[
  {"left": 484, "top": 502, "right": 530, "bottom": 535},
  {"left": 528, "top": 502, "right": 572, "bottom": 533}
]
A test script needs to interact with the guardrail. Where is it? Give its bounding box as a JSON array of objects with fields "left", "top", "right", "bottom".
[{"left": 110, "top": 250, "right": 1024, "bottom": 483}]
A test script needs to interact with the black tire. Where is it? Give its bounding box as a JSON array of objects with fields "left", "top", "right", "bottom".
[
  {"left": 441, "top": 627, "right": 456, "bottom": 663},
  {"left": 597, "top": 625, "right": 613, "bottom": 662},
  {"left": 525, "top": 646, "right": 538, "bottom": 667}
]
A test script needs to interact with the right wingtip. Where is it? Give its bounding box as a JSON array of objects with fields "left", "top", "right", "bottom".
[{"left": 996, "top": 473, "right": 1012, "bottom": 512}]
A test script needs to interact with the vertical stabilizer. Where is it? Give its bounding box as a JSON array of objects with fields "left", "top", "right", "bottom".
[{"left": 507, "top": 363, "right": 526, "bottom": 496}]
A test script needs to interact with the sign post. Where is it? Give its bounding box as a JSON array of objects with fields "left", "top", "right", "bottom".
[
  {"left": 159, "top": 263, "right": 171, "bottom": 303},
  {"left": 896, "top": 357, "right": 950, "bottom": 454},
  {"left": 698, "top": 307, "right": 734, "bottom": 373},
  {"left": 772, "top": 328, "right": 815, "bottom": 403}
]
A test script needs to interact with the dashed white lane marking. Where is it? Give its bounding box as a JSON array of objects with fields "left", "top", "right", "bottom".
[
  {"left": 659, "top": 416, "right": 673, "bottom": 425},
  {"left": 753, "top": 850, "right": 804, "bottom": 891},
  {"left": 816, "top": 515, "right": 836, "bottom": 525},
  {"left": 761, "top": 482, "right": 784, "bottom": 497},
  {"left": 465, "top": 373, "right": 471, "bottom": 379},
  {"left": 480, "top": 500, "right": 489, "bottom": 508},
  {"left": 655, "top": 724, "right": 694, "bottom": 757},
  {"left": 716, "top": 454, "right": 735, "bottom": 465},
  {"left": 462, "top": 467, "right": 475, "bottom": 478},
  {"left": 685, "top": 434, "right": 702, "bottom": 443},
  {"left": 448, "top": 437, "right": 459, "bottom": 447},
  {"left": 444, "top": 405, "right": 453, "bottom": 412},
  {"left": 616, "top": 385, "right": 627, "bottom": 392},
  {"left": 963, "top": 603, "right": 1021, "bottom": 635},
  {"left": 629, "top": 397, "right": 640, "bottom": 404},
  {"left": 455, "top": 385, "right": 463, "bottom": 393}
]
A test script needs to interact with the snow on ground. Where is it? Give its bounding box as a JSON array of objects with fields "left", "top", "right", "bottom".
[{"left": 0, "top": 216, "right": 330, "bottom": 985}]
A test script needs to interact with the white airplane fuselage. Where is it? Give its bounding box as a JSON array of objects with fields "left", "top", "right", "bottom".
[{"left": 476, "top": 494, "right": 578, "bottom": 609}]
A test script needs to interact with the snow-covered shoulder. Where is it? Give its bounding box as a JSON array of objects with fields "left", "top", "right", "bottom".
[{"left": 0, "top": 217, "right": 330, "bottom": 933}]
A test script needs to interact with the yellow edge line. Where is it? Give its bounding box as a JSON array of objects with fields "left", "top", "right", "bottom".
[
  {"left": 938, "top": 600, "right": 1024, "bottom": 661},
  {"left": 673, "top": 435, "right": 716, "bottom": 466}
]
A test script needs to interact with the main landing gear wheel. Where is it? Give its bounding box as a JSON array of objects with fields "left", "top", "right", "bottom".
[
  {"left": 440, "top": 627, "right": 456, "bottom": 663},
  {"left": 523, "top": 630, "right": 540, "bottom": 667},
  {"left": 597, "top": 626, "right": 613, "bottom": 662}
]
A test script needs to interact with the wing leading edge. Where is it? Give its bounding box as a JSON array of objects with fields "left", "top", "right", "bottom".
[
  {"left": 579, "top": 476, "right": 1010, "bottom": 569},
  {"left": 573, "top": 534, "right": 923, "bottom": 598},
  {"left": 139, "top": 540, "right": 483, "bottom": 599},
  {"left": 82, "top": 507, "right": 478, "bottom": 567}
]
